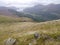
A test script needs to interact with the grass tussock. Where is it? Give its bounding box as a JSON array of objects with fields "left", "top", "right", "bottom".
[{"left": 0, "top": 19, "right": 60, "bottom": 45}]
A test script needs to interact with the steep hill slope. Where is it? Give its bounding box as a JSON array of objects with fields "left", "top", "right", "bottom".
[
  {"left": 0, "top": 6, "right": 18, "bottom": 17},
  {"left": 24, "top": 4, "right": 60, "bottom": 21},
  {"left": 0, "top": 5, "right": 60, "bottom": 22},
  {"left": 0, "top": 6, "right": 37, "bottom": 22},
  {"left": 0, "top": 19, "right": 60, "bottom": 45}
]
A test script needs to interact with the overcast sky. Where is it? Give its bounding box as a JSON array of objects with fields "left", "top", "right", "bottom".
[{"left": 0, "top": 0, "right": 60, "bottom": 9}]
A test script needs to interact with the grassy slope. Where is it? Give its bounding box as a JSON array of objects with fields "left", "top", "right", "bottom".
[
  {"left": 0, "top": 15, "right": 33, "bottom": 23},
  {"left": 0, "top": 19, "right": 60, "bottom": 45}
]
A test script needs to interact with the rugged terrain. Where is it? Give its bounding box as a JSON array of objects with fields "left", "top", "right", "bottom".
[{"left": 0, "top": 19, "right": 60, "bottom": 45}]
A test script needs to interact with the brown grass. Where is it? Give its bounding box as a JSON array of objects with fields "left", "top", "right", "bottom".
[{"left": 0, "top": 19, "right": 60, "bottom": 45}]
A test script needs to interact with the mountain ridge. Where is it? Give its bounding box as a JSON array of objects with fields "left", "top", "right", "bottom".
[
  {"left": 23, "top": 4, "right": 60, "bottom": 21},
  {"left": 0, "top": 4, "right": 60, "bottom": 22}
]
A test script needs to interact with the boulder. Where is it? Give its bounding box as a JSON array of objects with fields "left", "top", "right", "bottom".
[
  {"left": 34, "top": 32, "right": 40, "bottom": 39},
  {"left": 4, "top": 38, "right": 16, "bottom": 45}
]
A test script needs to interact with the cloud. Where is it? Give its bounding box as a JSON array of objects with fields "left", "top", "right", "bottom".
[
  {"left": 31, "top": 0, "right": 60, "bottom": 4},
  {"left": 0, "top": 0, "right": 60, "bottom": 8}
]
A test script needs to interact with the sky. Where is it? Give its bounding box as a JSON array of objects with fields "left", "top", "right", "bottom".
[{"left": 0, "top": 0, "right": 60, "bottom": 10}]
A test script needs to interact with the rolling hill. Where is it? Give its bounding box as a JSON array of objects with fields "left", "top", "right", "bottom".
[
  {"left": 0, "top": 19, "right": 60, "bottom": 45},
  {"left": 0, "top": 4, "right": 60, "bottom": 22},
  {"left": 0, "top": 15, "right": 34, "bottom": 23},
  {"left": 0, "top": 6, "right": 34, "bottom": 22},
  {"left": 0, "top": 6, "right": 18, "bottom": 17},
  {"left": 24, "top": 4, "right": 60, "bottom": 21}
]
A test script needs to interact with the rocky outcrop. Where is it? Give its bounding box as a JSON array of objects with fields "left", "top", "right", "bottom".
[{"left": 4, "top": 38, "right": 16, "bottom": 45}]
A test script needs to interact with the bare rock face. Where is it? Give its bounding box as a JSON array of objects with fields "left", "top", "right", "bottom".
[{"left": 4, "top": 38, "right": 16, "bottom": 45}]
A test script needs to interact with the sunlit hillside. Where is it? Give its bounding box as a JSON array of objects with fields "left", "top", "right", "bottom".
[{"left": 0, "top": 19, "right": 60, "bottom": 45}]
